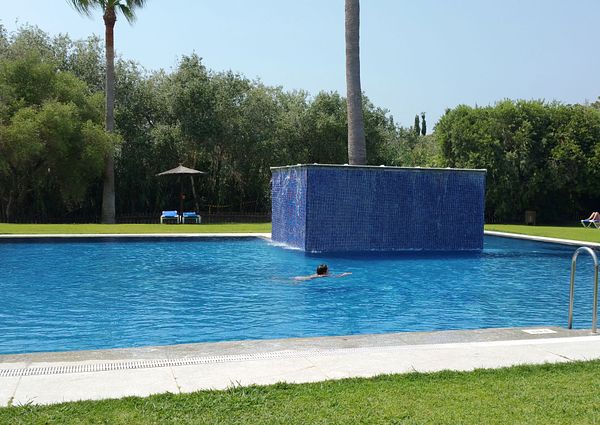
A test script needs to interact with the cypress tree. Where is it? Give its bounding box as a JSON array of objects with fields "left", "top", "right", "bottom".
[
  {"left": 414, "top": 114, "right": 420, "bottom": 136},
  {"left": 421, "top": 112, "right": 427, "bottom": 136}
]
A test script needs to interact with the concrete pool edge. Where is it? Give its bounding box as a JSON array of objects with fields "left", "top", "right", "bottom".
[
  {"left": 484, "top": 230, "right": 600, "bottom": 247},
  {"left": 0, "top": 326, "right": 592, "bottom": 364},
  {"left": 1, "top": 327, "right": 599, "bottom": 406}
]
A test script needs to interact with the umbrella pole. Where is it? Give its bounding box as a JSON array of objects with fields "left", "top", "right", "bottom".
[
  {"left": 179, "top": 176, "right": 184, "bottom": 215},
  {"left": 190, "top": 175, "right": 200, "bottom": 213}
]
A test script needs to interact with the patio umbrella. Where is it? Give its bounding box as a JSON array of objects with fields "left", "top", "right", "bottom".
[{"left": 156, "top": 164, "right": 207, "bottom": 214}]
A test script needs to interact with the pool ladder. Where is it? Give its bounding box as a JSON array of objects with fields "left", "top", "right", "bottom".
[{"left": 568, "top": 247, "right": 599, "bottom": 333}]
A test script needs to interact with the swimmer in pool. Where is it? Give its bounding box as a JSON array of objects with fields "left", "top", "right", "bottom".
[{"left": 294, "top": 264, "right": 352, "bottom": 281}]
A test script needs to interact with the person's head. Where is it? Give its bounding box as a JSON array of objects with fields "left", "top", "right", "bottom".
[{"left": 316, "top": 264, "right": 328, "bottom": 275}]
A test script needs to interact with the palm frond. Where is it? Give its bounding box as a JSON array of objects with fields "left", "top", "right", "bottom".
[
  {"left": 67, "top": 0, "right": 96, "bottom": 16},
  {"left": 116, "top": 0, "right": 148, "bottom": 23},
  {"left": 68, "top": 0, "right": 147, "bottom": 23}
]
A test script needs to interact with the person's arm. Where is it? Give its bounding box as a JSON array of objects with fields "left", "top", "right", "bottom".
[
  {"left": 334, "top": 272, "right": 352, "bottom": 278},
  {"left": 294, "top": 274, "right": 319, "bottom": 281}
]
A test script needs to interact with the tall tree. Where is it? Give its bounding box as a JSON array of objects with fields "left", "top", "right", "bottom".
[
  {"left": 413, "top": 114, "right": 420, "bottom": 136},
  {"left": 421, "top": 112, "right": 426, "bottom": 136},
  {"left": 0, "top": 53, "right": 114, "bottom": 221},
  {"left": 345, "top": 0, "right": 366, "bottom": 165},
  {"left": 68, "top": 0, "right": 147, "bottom": 223}
]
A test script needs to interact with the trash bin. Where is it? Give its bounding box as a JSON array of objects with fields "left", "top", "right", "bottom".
[{"left": 525, "top": 210, "right": 536, "bottom": 225}]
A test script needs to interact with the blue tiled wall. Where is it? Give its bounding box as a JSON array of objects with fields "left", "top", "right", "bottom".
[{"left": 271, "top": 165, "right": 486, "bottom": 252}]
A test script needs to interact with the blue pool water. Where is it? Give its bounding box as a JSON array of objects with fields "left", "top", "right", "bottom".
[{"left": 0, "top": 236, "right": 596, "bottom": 354}]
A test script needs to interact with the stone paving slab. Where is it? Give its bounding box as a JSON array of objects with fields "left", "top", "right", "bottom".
[
  {"left": 0, "top": 377, "right": 20, "bottom": 407},
  {"left": 406, "top": 342, "right": 567, "bottom": 372},
  {"left": 542, "top": 338, "right": 600, "bottom": 361},
  {"left": 11, "top": 367, "right": 179, "bottom": 406},
  {"left": 298, "top": 339, "right": 570, "bottom": 380},
  {"left": 171, "top": 357, "right": 324, "bottom": 393}
]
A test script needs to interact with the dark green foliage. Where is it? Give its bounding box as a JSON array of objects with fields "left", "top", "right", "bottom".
[
  {"left": 435, "top": 100, "right": 600, "bottom": 223},
  {"left": 414, "top": 113, "right": 420, "bottom": 135},
  {"left": 0, "top": 31, "right": 114, "bottom": 221},
  {"left": 421, "top": 112, "right": 426, "bottom": 136}
]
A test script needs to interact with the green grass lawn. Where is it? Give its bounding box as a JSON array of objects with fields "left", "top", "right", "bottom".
[
  {"left": 0, "top": 223, "right": 271, "bottom": 234},
  {"left": 486, "top": 224, "right": 600, "bottom": 243},
  {"left": 2, "top": 361, "right": 600, "bottom": 424}
]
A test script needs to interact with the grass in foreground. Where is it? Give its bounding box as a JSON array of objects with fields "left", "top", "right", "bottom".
[
  {"left": 2, "top": 361, "right": 600, "bottom": 424},
  {"left": 486, "top": 224, "right": 600, "bottom": 243},
  {"left": 0, "top": 223, "right": 271, "bottom": 234}
]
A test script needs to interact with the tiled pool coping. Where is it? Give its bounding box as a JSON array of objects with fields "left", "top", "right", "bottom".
[{"left": 1, "top": 230, "right": 599, "bottom": 406}]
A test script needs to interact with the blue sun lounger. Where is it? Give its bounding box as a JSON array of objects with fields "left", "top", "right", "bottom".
[
  {"left": 182, "top": 211, "right": 201, "bottom": 224},
  {"left": 160, "top": 210, "right": 180, "bottom": 224},
  {"left": 581, "top": 219, "right": 600, "bottom": 229}
]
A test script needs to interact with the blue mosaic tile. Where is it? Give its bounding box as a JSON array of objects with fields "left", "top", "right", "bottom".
[{"left": 271, "top": 165, "right": 486, "bottom": 252}]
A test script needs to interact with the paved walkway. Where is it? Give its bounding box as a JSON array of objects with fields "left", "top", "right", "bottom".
[{"left": 1, "top": 327, "right": 599, "bottom": 406}]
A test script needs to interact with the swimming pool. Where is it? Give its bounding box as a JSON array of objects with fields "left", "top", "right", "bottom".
[{"left": 0, "top": 236, "right": 595, "bottom": 354}]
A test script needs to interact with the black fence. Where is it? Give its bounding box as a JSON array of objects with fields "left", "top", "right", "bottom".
[{"left": 1, "top": 211, "right": 271, "bottom": 224}]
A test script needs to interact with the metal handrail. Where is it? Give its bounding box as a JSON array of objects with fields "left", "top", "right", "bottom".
[{"left": 568, "top": 246, "right": 599, "bottom": 333}]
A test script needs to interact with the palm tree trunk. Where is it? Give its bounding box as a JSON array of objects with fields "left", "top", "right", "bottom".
[
  {"left": 5, "top": 190, "right": 13, "bottom": 222},
  {"left": 345, "top": 0, "right": 367, "bottom": 165},
  {"left": 102, "top": 7, "right": 117, "bottom": 223},
  {"left": 190, "top": 175, "right": 200, "bottom": 213}
]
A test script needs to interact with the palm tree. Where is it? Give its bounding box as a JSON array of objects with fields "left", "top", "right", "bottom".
[
  {"left": 68, "top": 0, "right": 147, "bottom": 223},
  {"left": 345, "top": 0, "right": 366, "bottom": 165}
]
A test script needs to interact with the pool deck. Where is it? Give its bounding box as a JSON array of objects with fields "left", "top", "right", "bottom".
[
  {"left": 2, "top": 230, "right": 600, "bottom": 407},
  {"left": 1, "top": 327, "right": 599, "bottom": 406}
]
